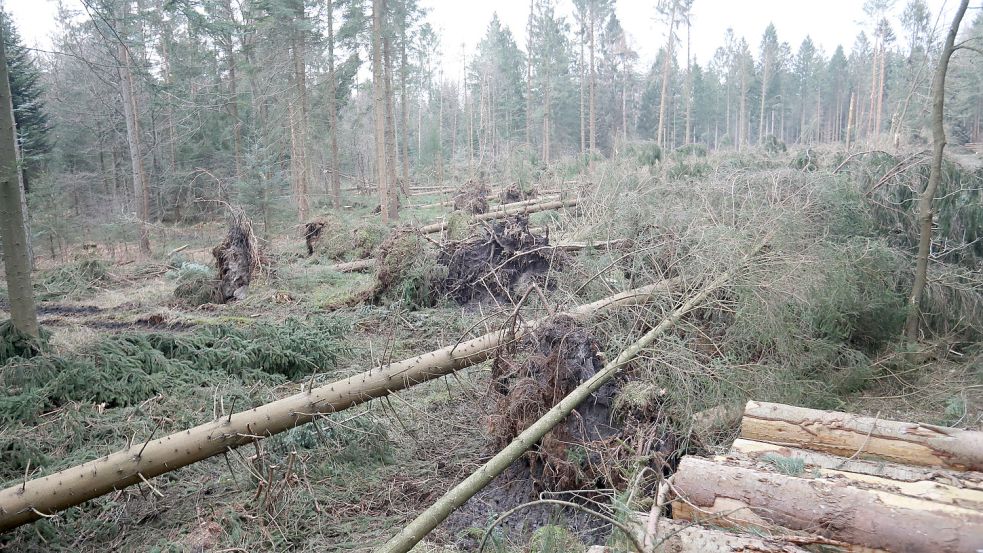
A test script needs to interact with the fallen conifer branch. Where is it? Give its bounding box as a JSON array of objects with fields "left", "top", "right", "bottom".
[
  {"left": 376, "top": 238, "right": 766, "bottom": 553},
  {"left": 0, "top": 278, "right": 678, "bottom": 532},
  {"left": 418, "top": 197, "right": 578, "bottom": 235}
]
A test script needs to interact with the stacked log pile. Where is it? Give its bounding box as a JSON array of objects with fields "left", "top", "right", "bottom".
[{"left": 664, "top": 400, "right": 983, "bottom": 552}]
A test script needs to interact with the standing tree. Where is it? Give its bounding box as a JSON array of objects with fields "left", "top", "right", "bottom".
[
  {"left": 0, "top": 13, "right": 38, "bottom": 339},
  {"left": 372, "top": 0, "right": 391, "bottom": 223},
  {"left": 904, "top": 0, "right": 970, "bottom": 341}
]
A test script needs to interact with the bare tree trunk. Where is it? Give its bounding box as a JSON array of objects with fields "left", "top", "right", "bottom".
[
  {"left": 399, "top": 7, "right": 410, "bottom": 188},
  {"left": 579, "top": 32, "right": 585, "bottom": 153},
  {"left": 655, "top": 3, "right": 675, "bottom": 148},
  {"left": 846, "top": 92, "right": 855, "bottom": 149},
  {"left": 0, "top": 17, "right": 38, "bottom": 337},
  {"left": 684, "top": 20, "right": 692, "bottom": 144},
  {"left": 588, "top": 3, "right": 596, "bottom": 151},
  {"left": 327, "top": 0, "right": 341, "bottom": 208},
  {"left": 290, "top": 0, "right": 310, "bottom": 222},
  {"left": 905, "top": 0, "right": 970, "bottom": 341},
  {"left": 372, "top": 0, "right": 390, "bottom": 223},
  {"left": 525, "top": 0, "right": 533, "bottom": 147},
  {"left": 384, "top": 25, "right": 400, "bottom": 219},
  {"left": 758, "top": 55, "right": 769, "bottom": 143},
  {"left": 118, "top": 5, "right": 152, "bottom": 256}
]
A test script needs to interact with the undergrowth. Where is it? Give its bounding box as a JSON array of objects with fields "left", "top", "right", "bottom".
[{"left": 0, "top": 317, "right": 350, "bottom": 425}]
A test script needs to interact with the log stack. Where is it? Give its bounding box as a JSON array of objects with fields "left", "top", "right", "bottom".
[{"left": 665, "top": 400, "right": 983, "bottom": 552}]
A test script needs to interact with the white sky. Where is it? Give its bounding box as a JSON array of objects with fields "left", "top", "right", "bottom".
[{"left": 1, "top": 0, "right": 958, "bottom": 72}]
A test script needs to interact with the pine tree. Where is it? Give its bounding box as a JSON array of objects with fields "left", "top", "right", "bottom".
[{"left": 1, "top": 10, "right": 49, "bottom": 193}]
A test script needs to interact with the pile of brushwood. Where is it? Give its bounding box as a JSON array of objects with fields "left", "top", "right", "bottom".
[{"left": 368, "top": 215, "right": 562, "bottom": 308}]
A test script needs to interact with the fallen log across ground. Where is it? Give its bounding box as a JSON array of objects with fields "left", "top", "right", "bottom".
[
  {"left": 741, "top": 400, "right": 983, "bottom": 470},
  {"left": 418, "top": 197, "right": 579, "bottom": 235},
  {"left": 377, "top": 238, "right": 766, "bottom": 553},
  {"left": 326, "top": 239, "right": 625, "bottom": 274},
  {"left": 0, "top": 278, "right": 679, "bottom": 532},
  {"left": 670, "top": 455, "right": 983, "bottom": 552}
]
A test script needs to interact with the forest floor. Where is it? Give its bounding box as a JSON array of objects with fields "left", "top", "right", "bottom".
[{"left": 1, "top": 147, "right": 981, "bottom": 552}]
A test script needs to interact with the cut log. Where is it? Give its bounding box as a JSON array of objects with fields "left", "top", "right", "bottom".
[
  {"left": 670, "top": 456, "right": 983, "bottom": 552},
  {"left": 0, "top": 278, "right": 679, "bottom": 532},
  {"left": 641, "top": 518, "right": 810, "bottom": 553},
  {"left": 327, "top": 258, "right": 377, "bottom": 273},
  {"left": 741, "top": 400, "right": 983, "bottom": 471},
  {"left": 731, "top": 438, "right": 983, "bottom": 490}
]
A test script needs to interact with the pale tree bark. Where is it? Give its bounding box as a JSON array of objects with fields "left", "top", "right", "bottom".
[
  {"left": 525, "top": 0, "right": 533, "bottom": 147},
  {"left": 741, "top": 400, "right": 983, "bottom": 470},
  {"left": 372, "top": 0, "right": 390, "bottom": 223},
  {"left": 758, "top": 51, "right": 770, "bottom": 143},
  {"left": 579, "top": 29, "right": 585, "bottom": 153},
  {"left": 0, "top": 17, "right": 38, "bottom": 337},
  {"left": 118, "top": 3, "right": 152, "bottom": 256},
  {"left": 588, "top": 2, "right": 596, "bottom": 151},
  {"left": 846, "top": 91, "right": 855, "bottom": 149},
  {"left": 399, "top": 5, "right": 410, "bottom": 189},
  {"left": 905, "top": 0, "right": 970, "bottom": 341},
  {"left": 671, "top": 456, "right": 983, "bottom": 552},
  {"left": 327, "top": 0, "right": 341, "bottom": 208},
  {"left": 655, "top": 2, "right": 676, "bottom": 148},
  {"left": 684, "top": 20, "right": 692, "bottom": 144},
  {"left": 383, "top": 22, "right": 400, "bottom": 218}
]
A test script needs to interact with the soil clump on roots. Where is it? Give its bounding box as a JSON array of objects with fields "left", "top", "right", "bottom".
[
  {"left": 441, "top": 316, "right": 676, "bottom": 548},
  {"left": 440, "top": 215, "right": 559, "bottom": 305},
  {"left": 453, "top": 180, "right": 491, "bottom": 215}
]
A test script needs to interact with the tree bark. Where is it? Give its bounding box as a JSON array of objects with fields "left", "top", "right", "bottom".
[
  {"left": 740, "top": 400, "right": 983, "bottom": 471},
  {"left": 327, "top": 0, "right": 341, "bottom": 208},
  {"left": 655, "top": 3, "right": 675, "bottom": 148},
  {"left": 0, "top": 279, "right": 678, "bottom": 531},
  {"left": 588, "top": 2, "right": 596, "bottom": 151},
  {"left": 372, "top": 0, "right": 390, "bottom": 223},
  {"left": 646, "top": 519, "right": 809, "bottom": 553},
  {"left": 671, "top": 456, "right": 983, "bottom": 552},
  {"left": 904, "top": 0, "right": 969, "bottom": 341},
  {"left": 0, "top": 17, "right": 38, "bottom": 337},
  {"left": 290, "top": 0, "right": 310, "bottom": 223}
]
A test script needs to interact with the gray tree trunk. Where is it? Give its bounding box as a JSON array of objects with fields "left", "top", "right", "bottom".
[
  {"left": 904, "top": 0, "right": 970, "bottom": 340},
  {"left": 0, "top": 17, "right": 38, "bottom": 337}
]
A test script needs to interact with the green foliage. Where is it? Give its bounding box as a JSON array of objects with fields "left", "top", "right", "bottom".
[
  {"left": 35, "top": 258, "right": 111, "bottom": 300},
  {"left": 0, "top": 319, "right": 50, "bottom": 364},
  {"left": 0, "top": 318, "right": 349, "bottom": 423},
  {"left": 668, "top": 159, "right": 712, "bottom": 180},
  {"left": 762, "top": 134, "right": 787, "bottom": 154},
  {"left": 375, "top": 232, "right": 447, "bottom": 309},
  {"left": 529, "top": 525, "right": 585, "bottom": 553},
  {"left": 351, "top": 221, "right": 388, "bottom": 259},
  {"left": 673, "top": 143, "right": 709, "bottom": 158},
  {"left": 791, "top": 148, "right": 819, "bottom": 171},
  {"left": 2, "top": 8, "right": 50, "bottom": 189},
  {"left": 625, "top": 141, "right": 662, "bottom": 168},
  {"left": 761, "top": 453, "right": 805, "bottom": 476}
]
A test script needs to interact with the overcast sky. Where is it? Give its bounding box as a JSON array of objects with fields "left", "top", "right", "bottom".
[{"left": 1, "top": 0, "right": 956, "bottom": 72}]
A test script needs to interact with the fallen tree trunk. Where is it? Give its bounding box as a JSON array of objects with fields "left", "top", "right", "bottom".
[
  {"left": 740, "top": 400, "right": 983, "bottom": 470},
  {"left": 0, "top": 279, "right": 678, "bottom": 532},
  {"left": 641, "top": 518, "right": 810, "bottom": 553},
  {"left": 377, "top": 239, "right": 765, "bottom": 553},
  {"left": 326, "top": 239, "right": 624, "bottom": 274},
  {"left": 418, "top": 198, "right": 578, "bottom": 235},
  {"left": 670, "top": 456, "right": 983, "bottom": 552}
]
